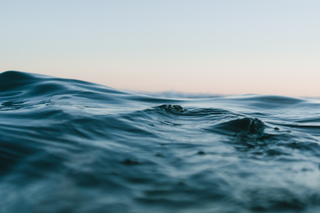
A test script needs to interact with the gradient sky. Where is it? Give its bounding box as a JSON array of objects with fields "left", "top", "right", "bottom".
[{"left": 1, "top": 0, "right": 319, "bottom": 96}]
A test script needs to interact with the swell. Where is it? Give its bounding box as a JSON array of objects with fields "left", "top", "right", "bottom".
[{"left": 1, "top": 71, "right": 320, "bottom": 213}]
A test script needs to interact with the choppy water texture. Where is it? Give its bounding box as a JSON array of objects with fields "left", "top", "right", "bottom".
[{"left": 1, "top": 71, "right": 320, "bottom": 213}]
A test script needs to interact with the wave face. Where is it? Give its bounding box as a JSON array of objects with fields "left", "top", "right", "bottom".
[{"left": 1, "top": 71, "right": 320, "bottom": 213}]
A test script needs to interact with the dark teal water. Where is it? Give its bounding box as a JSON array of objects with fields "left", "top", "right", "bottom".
[{"left": 1, "top": 71, "right": 320, "bottom": 213}]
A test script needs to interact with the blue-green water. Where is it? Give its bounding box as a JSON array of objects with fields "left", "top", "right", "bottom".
[{"left": 1, "top": 71, "right": 320, "bottom": 213}]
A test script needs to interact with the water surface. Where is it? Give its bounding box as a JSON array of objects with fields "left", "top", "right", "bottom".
[{"left": 1, "top": 71, "right": 320, "bottom": 213}]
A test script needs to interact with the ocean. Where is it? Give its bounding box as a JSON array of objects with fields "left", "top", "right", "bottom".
[{"left": 1, "top": 71, "right": 320, "bottom": 213}]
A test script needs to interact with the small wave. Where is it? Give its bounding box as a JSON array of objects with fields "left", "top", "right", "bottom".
[
  {"left": 156, "top": 104, "right": 185, "bottom": 113},
  {"left": 211, "top": 117, "right": 265, "bottom": 135},
  {"left": 1, "top": 71, "right": 320, "bottom": 213}
]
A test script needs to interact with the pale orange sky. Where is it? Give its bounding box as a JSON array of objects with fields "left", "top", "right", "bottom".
[{"left": 1, "top": 0, "right": 319, "bottom": 97}]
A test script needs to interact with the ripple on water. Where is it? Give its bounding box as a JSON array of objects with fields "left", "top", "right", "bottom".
[{"left": 1, "top": 71, "right": 320, "bottom": 213}]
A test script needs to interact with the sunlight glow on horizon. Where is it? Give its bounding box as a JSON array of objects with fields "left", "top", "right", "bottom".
[{"left": 1, "top": 0, "right": 319, "bottom": 97}]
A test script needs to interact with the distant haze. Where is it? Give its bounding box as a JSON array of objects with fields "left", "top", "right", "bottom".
[{"left": 1, "top": 0, "right": 319, "bottom": 96}]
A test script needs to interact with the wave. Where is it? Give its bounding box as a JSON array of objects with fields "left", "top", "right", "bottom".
[{"left": 1, "top": 71, "right": 320, "bottom": 212}]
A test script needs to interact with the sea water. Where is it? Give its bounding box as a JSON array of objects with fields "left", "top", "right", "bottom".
[{"left": 1, "top": 71, "right": 320, "bottom": 213}]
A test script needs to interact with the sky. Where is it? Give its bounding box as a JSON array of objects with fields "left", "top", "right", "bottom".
[{"left": 1, "top": 0, "right": 319, "bottom": 96}]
